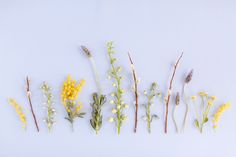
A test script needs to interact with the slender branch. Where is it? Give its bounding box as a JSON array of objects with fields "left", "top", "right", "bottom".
[
  {"left": 128, "top": 52, "right": 139, "bottom": 133},
  {"left": 164, "top": 52, "right": 183, "bottom": 133},
  {"left": 26, "top": 76, "right": 40, "bottom": 132}
]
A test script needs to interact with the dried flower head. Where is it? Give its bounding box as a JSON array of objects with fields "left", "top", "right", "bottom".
[
  {"left": 8, "top": 98, "right": 27, "bottom": 129},
  {"left": 185, "top": 69, "right": 193, "bottom": 84},
  {"left": 81, "top": 45, "right": 92, "bottom": 58}
]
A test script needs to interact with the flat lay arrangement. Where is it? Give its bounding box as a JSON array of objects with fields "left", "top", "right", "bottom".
[{"left": 7, "top": 42, "right": 231, "bottom": 134}]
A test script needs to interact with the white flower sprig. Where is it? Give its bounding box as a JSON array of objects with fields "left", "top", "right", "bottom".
[
  {"left": 142, "top": 82, "right": 160, "bottom": 133},
  {"left": 107, "top": 41, "right": 128, "bottom": 135},
  {"left": 41, "top": 82, "right": 56, "bottom": 132}
]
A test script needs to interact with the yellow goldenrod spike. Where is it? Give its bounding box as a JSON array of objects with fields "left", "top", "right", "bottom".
[
  {"left": 212, "top": 102, "right": 231, "bottom": 129},
  {"left": 8, "top": 98, "right": 27, "bottom": 129}
]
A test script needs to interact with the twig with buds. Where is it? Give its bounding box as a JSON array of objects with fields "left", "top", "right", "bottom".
[
  {"left": 128, "top": 52, "right": 139, "bottom": 133},
  {"left": 164, "top": 52, "right": 183, "bottom": 133},
  {"left": 26, "top": 76, "right": 39, "bottom": 132}
]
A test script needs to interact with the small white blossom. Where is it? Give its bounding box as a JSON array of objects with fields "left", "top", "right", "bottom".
[
  {"left": 110, "top": 100, "right": 114, "bottom": 104},
  {"left": 112, "top": 108, "right": 117, "bottom": 113},
  {"left": 108, "top": 117, "right": 115, "bottom": 122}
]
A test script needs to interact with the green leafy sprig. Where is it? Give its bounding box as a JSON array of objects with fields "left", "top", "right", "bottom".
[{"left": 90, "top": 93, "right": 106, "bottom": 134}]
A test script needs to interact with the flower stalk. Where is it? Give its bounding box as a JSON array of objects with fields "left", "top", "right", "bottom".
[
  {"left": 181, "top": 69, "right": 193, "bottom": 132},
  {"left": 191, "top": 92, "right": 216, "bottom": 133},
  {"left": 107, "top": 41, "right": 127, "bottom": 135}
]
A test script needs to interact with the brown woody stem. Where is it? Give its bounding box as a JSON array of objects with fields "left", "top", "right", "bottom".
[
  {"left": 164, "top": 52, "right": 183, "bottom": 133},
  {"left": 128, "top": 52, "right": 139, "bottom": 133},
  {"left": 26, "top": 76, "right": 40, "bottom": 132}
]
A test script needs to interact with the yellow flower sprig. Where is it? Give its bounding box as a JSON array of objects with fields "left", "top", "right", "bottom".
[
  {"left": 212, "top": 103, "right": 231, "bottom": 129},
  {"left": 191, "top": 92, "right": 217, "bottom": 133},
  {"left": 61, "top": 75, "right": 86, "bottom": 131},
  {"left": 8, "top": 98, "right": 27, "bottom": 129}
]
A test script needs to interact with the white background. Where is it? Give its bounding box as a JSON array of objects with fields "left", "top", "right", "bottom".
[{"left": 0, "top": 0, "right": 235, "bottom": 157}]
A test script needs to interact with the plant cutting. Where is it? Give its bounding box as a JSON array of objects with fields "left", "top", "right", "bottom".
[
  {"left": 61, "top": 75, "right": 86, "bottom": 131},
  {"left": 128, "top": 52, "right": 139, "bottom": 133},
  {"left": 107, "top": 41, "right": 128, "bottom": 135},
  {"left": 41, "top": 82, "right": 56, "bottom": 132},
  {"left": 142, "top": 82, "right": 160, "bottom": 133}
]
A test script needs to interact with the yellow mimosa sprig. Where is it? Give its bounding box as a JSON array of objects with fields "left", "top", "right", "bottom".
[
  {"left": 212, "top": 103, "right": 231, "bottom": 129},
  {"left": 8, "top": 98, "right": 27, "bottom": 129},
  {"left": 61, "top": 75, "right": 86, "bottom": 131}
]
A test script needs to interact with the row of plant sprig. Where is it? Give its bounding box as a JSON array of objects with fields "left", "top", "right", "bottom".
[{"left": 7, "top": 41, "right": 231, "bottom": 134}]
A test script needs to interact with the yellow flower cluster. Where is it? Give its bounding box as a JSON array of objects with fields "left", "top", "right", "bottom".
[
  {"left": 8, "top": 98, "right": 27, "bottom": 129},
  {"left": 212, "top": 103, "right": 231, "bottom": 129},
  {"left": 61, "top": 75, "right": 85, "bottom": 104}
]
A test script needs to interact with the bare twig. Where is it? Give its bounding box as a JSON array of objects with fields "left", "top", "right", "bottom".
[
  {"left": 26, "top": 76, "right": 40, "bottom": 132},
  {"left": 128, "top": 52, "right": 139, "bottom": 133},
  {"left": 164, "top": 52, "right": 183, "bottom": 133}
]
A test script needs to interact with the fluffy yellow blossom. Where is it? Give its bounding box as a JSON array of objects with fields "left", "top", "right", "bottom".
[
  {"left": 61, "top": 75, "right": 85, "bottom": 105},
  {"left": 198, "top": 92, "right": 208, "bottom": 97},
  {"left": 61, "top": 75, "right": 86, "bottom": 130},
  {"left": 8, "top": 98, "right": 27, "bottom": 129},
  {"left": 212, "top": 103, "right": 231, "bottom": 129}
]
